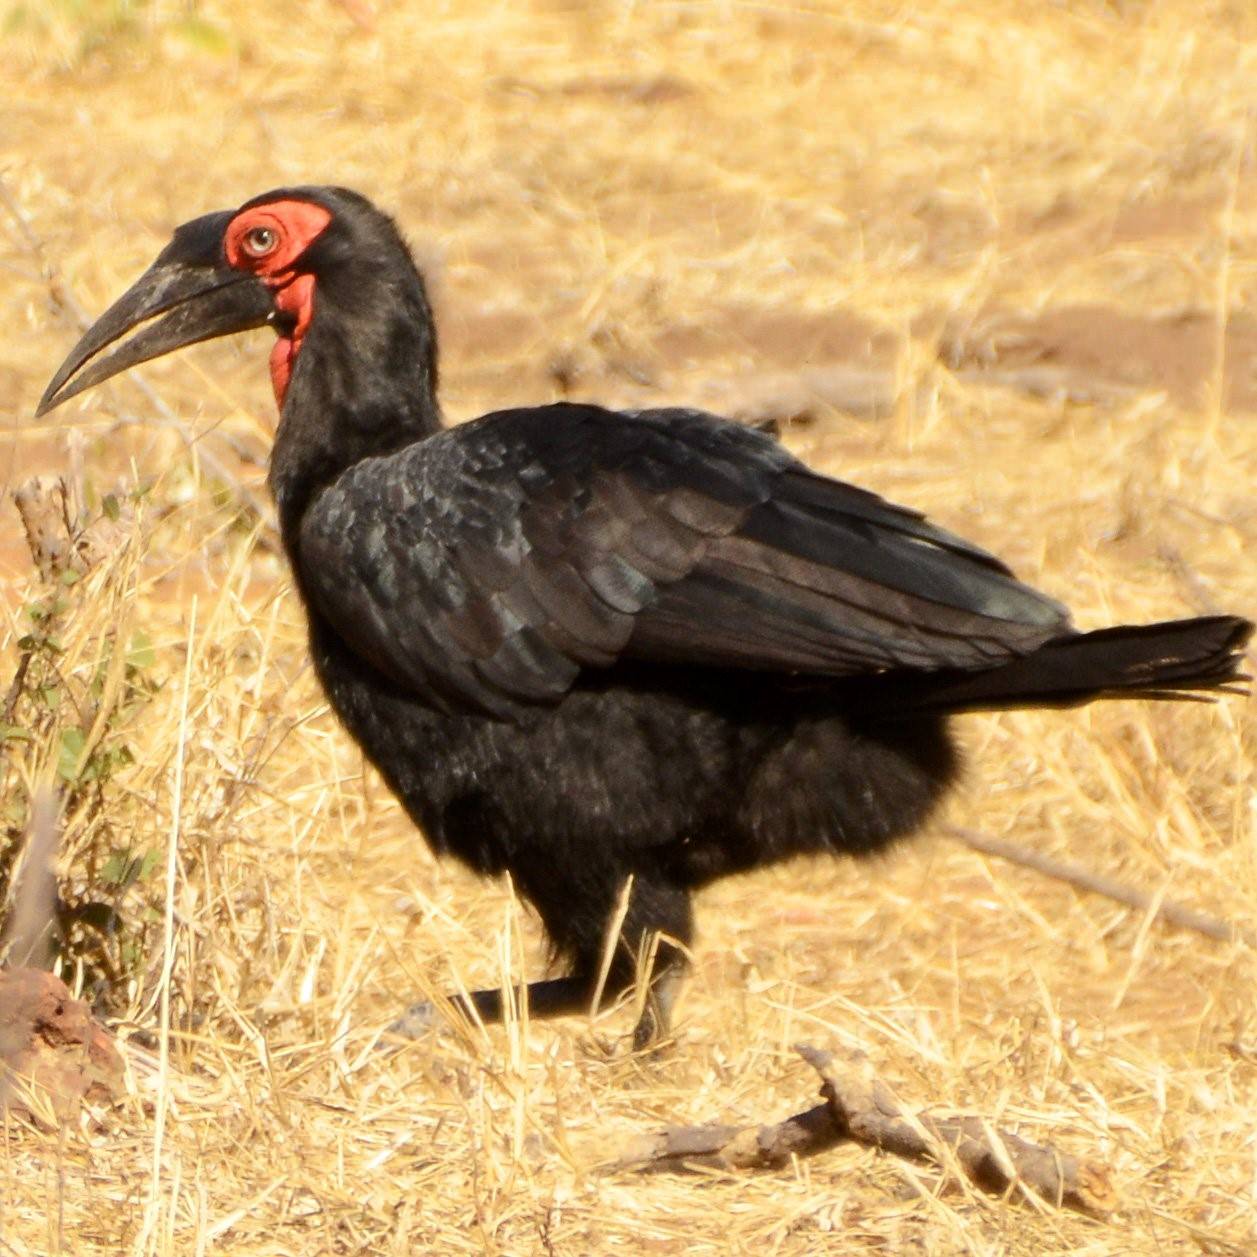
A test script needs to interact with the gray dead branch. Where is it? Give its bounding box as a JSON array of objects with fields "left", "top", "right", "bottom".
[
  {"left": 949, "top": 826, "right": 1252, "bottom": 947},
  {"left": 0, "top": 788, "right": 61, "bottom": 972},
  {"left": 606, "top": 1043, "right": 1117, "bottom": 1219}
]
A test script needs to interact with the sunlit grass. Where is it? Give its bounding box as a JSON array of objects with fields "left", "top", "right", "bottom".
[{"left": 1, "top": 1, "right": 1255, "bottom": 1252}]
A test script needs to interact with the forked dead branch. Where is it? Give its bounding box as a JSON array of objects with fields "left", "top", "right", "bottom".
[{"left": 608, "top": 1043, "right": 1118, "bottom": 1220}]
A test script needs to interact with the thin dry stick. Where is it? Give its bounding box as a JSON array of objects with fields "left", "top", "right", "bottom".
[
  {"left": 947, "top": 826, "right": 1252, "bottom": 946},
  {"left": 607, "top": 1043, "right": 1117, "bottom": 1219},
  {"left": 138, "top": 596, "right": 197, "bottom": 1257},
  {"left": 2, "top": 653, "right": 32, "bottom": 726}
]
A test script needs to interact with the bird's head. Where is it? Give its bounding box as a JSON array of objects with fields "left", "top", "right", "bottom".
[{"left": 38, "top": 186, "right": 429, "bottom": 418}]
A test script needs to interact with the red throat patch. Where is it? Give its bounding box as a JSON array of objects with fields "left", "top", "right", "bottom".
[{"left": 268, "top": 272, "right": 317, "bottom": 407}]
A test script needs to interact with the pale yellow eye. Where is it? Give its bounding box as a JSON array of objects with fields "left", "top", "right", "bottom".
[{"left": 243, "top": 225, "right": 278, "bottom": 257}]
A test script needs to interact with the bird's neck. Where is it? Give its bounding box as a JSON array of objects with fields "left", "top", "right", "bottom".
[{"left": 268, "top": 273, "right": 443, "bottom": 538}]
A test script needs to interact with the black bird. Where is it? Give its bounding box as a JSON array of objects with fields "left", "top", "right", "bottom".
[{"left": 39, "top": 187, "right": 1252, "bottom": 1047}]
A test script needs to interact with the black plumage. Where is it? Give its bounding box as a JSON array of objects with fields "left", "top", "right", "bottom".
[{"left": 38, "top": 186, "right": 1253, "bottom": 1046}]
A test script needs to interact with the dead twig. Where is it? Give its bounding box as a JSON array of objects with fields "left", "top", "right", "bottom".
[
  {"left": 605, "top": 1043, "right": 1117, "bottom": 1219},
  {"left": 13, "top": 475, "right": 80, "bottom": 581},
  {"left": 948, "top": 826, "right": 1252, "bottom": 947},
  {"left": 800, "top": 1045, "right": 1116, "bottom": 1216}
]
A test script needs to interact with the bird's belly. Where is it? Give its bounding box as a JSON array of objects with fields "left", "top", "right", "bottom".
[
  {"left": 310, "top": 629, "right": 739, "bottom": 876},
  {"left": 310, "top": 620, "right": 959, "bottom": 895}
]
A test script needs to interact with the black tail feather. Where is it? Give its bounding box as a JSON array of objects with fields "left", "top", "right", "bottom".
[{"left": 883, "top": 615, "right": 1253, "bottom": 715}]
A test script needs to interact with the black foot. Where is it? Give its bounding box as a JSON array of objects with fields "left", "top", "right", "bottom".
[{"left": 380, "top": 967, "right": 685, "bottom": 1050}]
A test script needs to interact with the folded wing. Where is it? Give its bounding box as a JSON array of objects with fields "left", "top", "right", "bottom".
[{"left": 298, "top": 404, "right": 1072, "bottom": 718}]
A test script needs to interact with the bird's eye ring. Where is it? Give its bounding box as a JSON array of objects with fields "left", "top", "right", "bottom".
[{"left": 242, "top": 225, "right": 278, "bottom": 257}]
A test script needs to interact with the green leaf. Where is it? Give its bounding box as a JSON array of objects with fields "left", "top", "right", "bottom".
[
  {"left": 57, "top": 727, "right": 86, "bottom": 782},
  {"left": 102, "top": 493, "right": 120, "bottom": 521},
  {"left": 27, "top": 596, "right": 66, "bottom": 622},
  {"left": 17, "top": 632, "right": 62, "bottom": 655},
  {"left": 101, "top": 851, "right": 130, "bottom": 884},
  {"left": 102, "top": 848, "right": 149, "bottom": 889},
  {"left": 126, "top": 631, "right": 156, "bottom": 671},
  {"left": 0, "top": 724, "right": 32, "bottom": 741},
  {"left": 95, "top": 744, "right": 135, "bottom": 780}
]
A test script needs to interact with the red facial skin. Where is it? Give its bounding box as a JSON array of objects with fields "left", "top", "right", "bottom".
[{"left": 224, "top": 200, "right": 333, "bottom": 407}]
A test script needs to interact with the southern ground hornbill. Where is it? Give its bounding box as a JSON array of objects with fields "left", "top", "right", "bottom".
[{"left": 39, "top": 186, "right": 1252, "bottom": 1047}]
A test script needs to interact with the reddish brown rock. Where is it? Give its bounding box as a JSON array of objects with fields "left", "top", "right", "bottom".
[{"left": 0, "top": 968, "right": 124, "bottom": 1126}]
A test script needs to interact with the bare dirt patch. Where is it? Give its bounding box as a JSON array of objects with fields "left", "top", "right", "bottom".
[{"left": 941, "top": 304, "right": 1257, "bottom": 412}]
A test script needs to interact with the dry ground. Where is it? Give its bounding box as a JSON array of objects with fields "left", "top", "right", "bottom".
[{"left": 2, "top": 1, "right": 1257, "bottom": 1253}]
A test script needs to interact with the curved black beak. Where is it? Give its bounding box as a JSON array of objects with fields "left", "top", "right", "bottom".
[{"left": 37, "top": 209, "right": 275, "bottom": 418}]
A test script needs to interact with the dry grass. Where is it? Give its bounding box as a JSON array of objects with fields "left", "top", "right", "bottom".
[{"left": 2, "top": 1, "right": 1256, "bottom": 1252}]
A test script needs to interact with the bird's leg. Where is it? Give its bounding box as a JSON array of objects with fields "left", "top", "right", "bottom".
[
  {"left": 387, "top": 959, "right": 686, "bottom": 1046},
  {"left": 386, "top": 965, "right": 680, "bottom": 1041},
  {"left": 387, "top": 877, "right": 694, "bottom": 1047},
  {"left": 608, "top": 876, "right": 694, "bottom": 1050}
]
